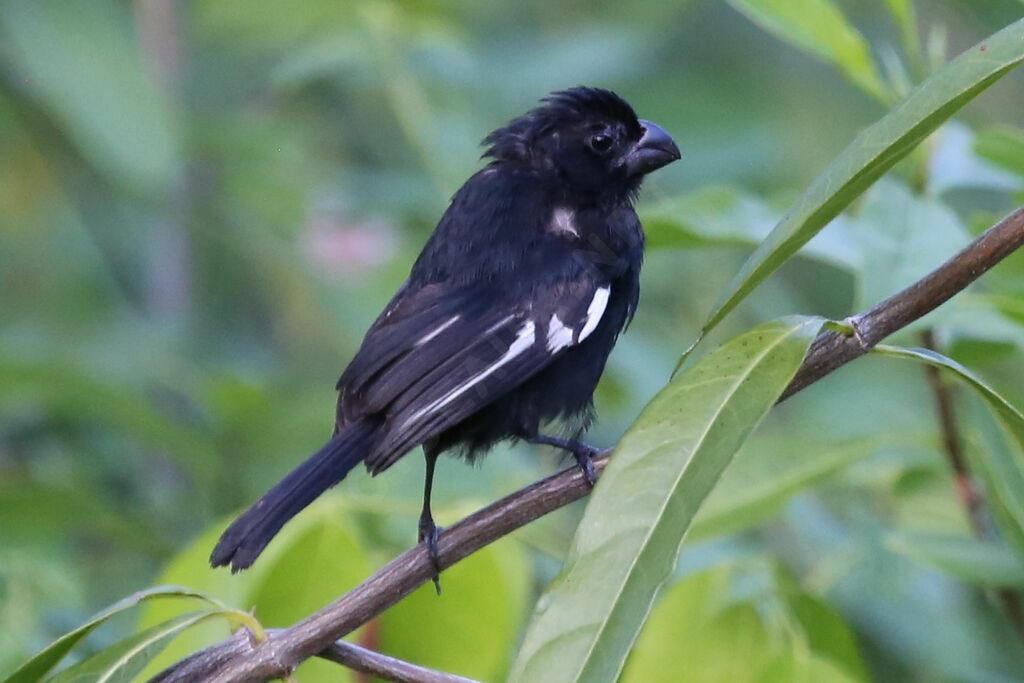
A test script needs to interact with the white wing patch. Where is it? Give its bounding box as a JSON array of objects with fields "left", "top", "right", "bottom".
[
  {"left": 548, "top": 286, "right": 610, "bottom": 351},
  {"left": 415, "top": 315, "right": 460, "bottom": 346},
  {"left": 579, "top": 286, "right": 610, "bottom": 342},
  {"left": 403, "top": 320, "right": 536, "bottom": 427},
  {"left": 547, "top": 314, "right": 574, "bottom": 352}
]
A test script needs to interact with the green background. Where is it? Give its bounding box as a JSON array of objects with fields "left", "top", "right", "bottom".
[{"left": 3, "top": 1, "right": 1024, "bottom": 680}]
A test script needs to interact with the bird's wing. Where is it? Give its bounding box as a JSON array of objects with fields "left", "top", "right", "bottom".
[
  {"left": 335, "top": 281, "right": 450, "bottom": 425},
  {"left": 339, "top": 276, "right": 611, "bottom": 473}
]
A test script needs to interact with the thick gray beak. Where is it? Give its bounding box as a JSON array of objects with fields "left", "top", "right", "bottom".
[{"left": 622, "top": 119, "right": 681, "bottom": 176}]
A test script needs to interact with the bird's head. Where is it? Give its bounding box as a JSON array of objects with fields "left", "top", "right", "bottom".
[{"left": 482, "top": 87, "right": 680, "bottom": 197}]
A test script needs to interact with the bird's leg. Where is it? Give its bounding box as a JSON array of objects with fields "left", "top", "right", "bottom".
[
  {"left": 418, "top": 449, "right": 443, "bottom": 595},
  {"left": 529, "top": 433, "right": 602, "bottom": 486}
]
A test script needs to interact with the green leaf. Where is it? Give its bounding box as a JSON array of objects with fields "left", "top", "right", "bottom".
[
  {"left": 886, "top": 532, "right": 1024, "bottom": 588},
  {"left": 623, "top": 566, "right": 781, "bottom": 683},
  {"left": 378, "top": 539, "right": 530, "bottom": 682},
  {"left": 892, "top": 465, "right": 974, "bottom": 535},
  {"left": 690, "top": 435, "right": 886, "bottom": 540},
  {"left": 248, "top": 509, "right": 370, "bottom": 681},
  {"left": 641, "top": 187, "right": 857, "bottom": 270},
  {"left": 885, "top": 0, "right": 922, "bottom": 78},
  {"left": 928, "top": 122, "right": 1022, "bottom": 194},
  {"left": 0, "top": 0, "right": 180, "bottom": 196},
  {"left": 3, "top": 586, "right": 226, "bottom": 683},
  {"left": 698, "top": 18, "right": 1024, "bottom": 340},
  {"left": 851, "top": 179, "right": 971, "bottom": 312},
  {"left": 641, "top": 187, "right": 777, "bottom": 250},
  {"left": 630, "top": 602, "right": 778, "bottom": 683},
  {"left": 966, "top": 400, "right": 1024, "bottom": 564},
  {"left": 137, "top": 498, "right": 367, "bottom": 682},
  {"left": 246, "top": 508, "right": 369, "bottom": 628},
  {"left": 975, "top": 126, "right": 1024, "bottom": 177},
  {"left": 622, "top": 564, "right": 867, "bottom": 683},
  {"left": 134, "top": 525, "right": 259, "bottom": 682},
  {"left": 245, "top": 510, "right": 369, "bottom": 683},
  {"left": 726, "top": 0, "right": 889, "bottom": 103},
  {"left": 873, "top": 345, "right": 1024, "bottom": 560},
  {"left": 787, "top": 593, "right": 869, "bottom": 682},
  {"left": 509, "top": 316, "right": 824, "bottom": 683},
  {"left": 49, "top": 610, "right": 238, "bottom": 683},
  {"left": 759, "top": 653, "right": 861, "bottom": 683}
]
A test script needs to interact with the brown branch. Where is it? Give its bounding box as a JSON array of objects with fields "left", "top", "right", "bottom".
[
  {"left": 317, "top": 640, "right": 480, "bottom": 683},
  {"left": 155, "top": 630, "right": 482, "bottom": 683},
  {"left": 153, "top": 461, "right": 604, "bottom": 683},
  {"left": 154, "top": 206, "right": 1024, "bottom": 683},
  {"left": 233, "top": 629, "right": 480, "bottom": 683},
  {"left": 919, "top": 329, "right": 984, "bottom": 533},
  {"left": 780, "top": 206, "right": 1024, "bottom": 400},
  {"left": 919, "top": 330, "right": 1024, "bottom": 644}
]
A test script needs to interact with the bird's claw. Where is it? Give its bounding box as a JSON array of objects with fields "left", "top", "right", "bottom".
[
  {"left": 418, "top": 522, "right": 444, "bottom": 595},
  {"left": 574, "top": 447, "right": 599, "bottom": 487}
]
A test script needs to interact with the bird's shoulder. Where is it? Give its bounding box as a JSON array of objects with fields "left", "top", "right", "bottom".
[{"left": 335, "top": 259, "right": 610, "bottom": 425}]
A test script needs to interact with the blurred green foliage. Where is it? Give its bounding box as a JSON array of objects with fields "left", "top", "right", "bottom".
[{"left": 3, "top": 0, "right": 1024, "bottom": 681}]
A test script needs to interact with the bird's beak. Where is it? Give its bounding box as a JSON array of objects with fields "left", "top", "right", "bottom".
[{"left": 622, "top": 120, "right": 681, "bottom": 176}]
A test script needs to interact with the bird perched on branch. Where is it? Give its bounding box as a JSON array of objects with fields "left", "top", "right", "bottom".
[{"left": 210, "top": 87, "right": 680, "bottom": 587}]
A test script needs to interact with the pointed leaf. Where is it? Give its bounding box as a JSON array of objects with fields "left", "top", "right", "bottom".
[
  {"left": 49, "top": 610, "right": 239, "bottom": 683},
  {"left": 136, "top": 499, "right": 364, "bottom": 681},
  {"left": 641, "top": 187, "right": 857, "bottom": 270},
  {"left": 699, "top": 18, "right": 1024, "bottom": 338},
  {"left": 3, "top": 587, "right": 226, "bottom": 683},
  {"left": 727, "top": 0, "right": 889, "bottom": 103},
  {"left": 886, "top": 532, "right": 1024, "bottom": 588},
  {"left": 509, "top": 316, "right": 824, "bottom": 683},
  {"left": 885, "top": 0, "right": 922, "bottom": 77},
  {"left": 975, "top": 126, "right": 1024, "bottom": 177},
  {"left": 873, "top": 345, "right": 1024, "bottom": 560}
]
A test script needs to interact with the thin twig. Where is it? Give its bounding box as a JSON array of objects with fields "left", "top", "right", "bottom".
[
  {"left": 919, "top": 329, "right": 983, "bottom": 533},
  {"left": 317, "top": 640, "right": 480, "bottom": 683},
  {"left": 154, "top": 206, "right": 1024, "bottom": 683},
  {"left": 780, "top": 206, "right": 1024, "bottom": 400},
  {"left": 919, "top": 329, "right": 1024, "bottom": 644},
  {"left": 254, "top": 628, "right": 480, "bottom": 683}
]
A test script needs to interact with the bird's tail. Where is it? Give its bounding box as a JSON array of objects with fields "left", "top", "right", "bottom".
[{"left": 210, "top": 418, "right": 380, "bottom": 572}]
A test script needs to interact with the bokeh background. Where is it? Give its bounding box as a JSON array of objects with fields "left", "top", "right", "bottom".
[{"left": 3, "top": 1, "right": 1024, "bottom": 681}]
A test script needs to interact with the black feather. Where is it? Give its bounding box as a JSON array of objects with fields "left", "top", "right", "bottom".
[
  {"left": 211, "top": 87, "right": 679, "bottom": 570},
  {"left": 482, "top": 87, "right": 643, "bottom": 163},
  {"left": 210, "top": 418, "right": 379, "bottom": 572}
]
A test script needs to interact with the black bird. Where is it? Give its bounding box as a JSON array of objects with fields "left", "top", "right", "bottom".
[{"left": 210, "top": 87, "right": 680, "bottom": 582}]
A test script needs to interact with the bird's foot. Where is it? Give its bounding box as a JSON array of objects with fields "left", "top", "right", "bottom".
[
  {"left": 573, "top": 448, "right": 598, "bottom": 487},
  {"left": 418, "top": 519, "right": 444, "bottom": 595},
  {"left": 529, "top": 433, "right": 602, "bottom": 487}
]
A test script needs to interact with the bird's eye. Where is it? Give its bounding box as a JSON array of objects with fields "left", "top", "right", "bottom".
[{"left": 589, "top": 134, "right": 613, "bottom": 153}]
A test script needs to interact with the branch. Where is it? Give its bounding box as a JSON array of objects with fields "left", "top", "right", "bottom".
[
  {"left": 155, "top": 206, "right": 1024, "bottom": 682},
  {"left": 248, "top": 629, "right": 479, "bottom": 683},
  {"left": 919, "top": 329, "right": 1024, "bottom": 644},
  {"left": 919, "top": 329, "right": 983, "bottom": 532},
  {"left": 780, "top": 206, "right": 1024, "bottom": 399}
]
